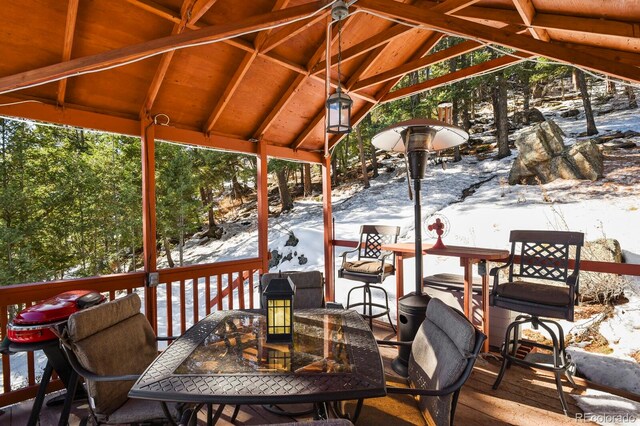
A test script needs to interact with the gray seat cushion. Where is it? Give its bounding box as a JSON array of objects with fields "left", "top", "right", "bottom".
[
  {"left": 65, "top": 294, "right": 158, "bottom": 416},
  {"left": 409, "top": 298, "right": 476, "bottom": 426},
  {"left": 496, "top": 281, "right": 571, "bottom": 306},
  {"left": 97, "top": 397, "right": 178, "bottom": 424},
  {"left": 261, "top": 271, "right": 324, "bottom": 309}
]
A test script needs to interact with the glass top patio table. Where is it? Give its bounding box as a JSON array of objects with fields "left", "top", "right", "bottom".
[{"left": 129, "top": 309, "right": 386, "bottom": 405}]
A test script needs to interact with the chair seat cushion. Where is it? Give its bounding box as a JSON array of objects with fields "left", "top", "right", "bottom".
[
  {"left": 496, "top": 281, "right": 571, "bottom": 306},
  {"left": 342, "top": 260, "right": 392, "bottom": 275}
]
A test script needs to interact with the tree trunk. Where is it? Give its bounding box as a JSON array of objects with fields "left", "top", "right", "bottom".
[
  {"left": 356, "top": 125, "right": 370, "bottom": 189},
  {"left": 607, "top": 79, "right": 616, "bottom": 95},
  {"left": 409, "top": 71, "right": 420, "bottom": 114},
  {"left": 303, "top": 163, "right": 312, "bottom": 196},
  {"left": 492, "top": 71, "right": 511, "bottom": 159},
  {"left": 164, "top": 235, "right": 174, "bottom": 268},
  {"left": 572, "top": 69, "right": 579, "bottom": 91},
  {"left": 575, "top": 69, "right": 598, "bottom": 135},
  {"left": 275, "top": 168, "right": 293, "bottom": 211},
  {"left": 331, "top": 155, "right": 338, "bottom": 186},
  {"left": 626, "top": 85, "right": 638, "bottom": 109},
  {"left": 231, "top": 173, "right": 244, "bottom": 205},
  {"left": 522, "top": 65, "right": 532, "bottom": 110}
]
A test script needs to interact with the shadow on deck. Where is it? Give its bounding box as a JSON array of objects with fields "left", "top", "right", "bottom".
[{"left": 0, "top": 324, "right": 608, "bottom": 425}]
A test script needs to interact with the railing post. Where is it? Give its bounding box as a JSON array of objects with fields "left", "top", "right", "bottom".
[
  {"left": 322, "top": 154, "right": 335, "bottom": 302},
  {"left": 257, "top": 139, "right": 269, "bottom": 273},
  {"left": 141, "top": 116, "right": 158, "bottom": 331}
]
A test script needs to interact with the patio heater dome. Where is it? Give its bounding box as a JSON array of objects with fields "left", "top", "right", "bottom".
[{"left": 372, "top": 118, "right": 468, "bottom": 153}]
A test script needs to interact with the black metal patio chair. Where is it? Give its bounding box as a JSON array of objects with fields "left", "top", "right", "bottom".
[
  {"left": 490, "top": 230, "right": 584, "bottom": 416},
  {"left": 338, "top": 224, "right": 400, "bottom": 332},
  {"left": 340, "top": 297, "right": 485, "bottom": 426}
]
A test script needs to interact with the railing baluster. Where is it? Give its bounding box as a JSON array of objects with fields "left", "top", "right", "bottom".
[
  {"left": 217, "top": 274, "right": 223, "bottom": 311},
  {"left": 238, "top": 271, "right": 245, "bottom": 309},
  {"left": 193, "top": 277, "right": 199, "bottom": 324},
  {"left": 249, "top": 270, "right": 255, "bottom": 309},
  {"left": 166, "top": 281, "right": 173, "bottom": 338},
  {"left": 1, "top": 305, "right": 10, "bottom": 393},
  {"left": 109, "top": 290, "right": 116, "bottom": 301},
  {"left": 205, "top": 276, "right": 211, "bottom": 315},
  {"left": 180, "top": 280, "right": 186, "bottom": 334},
  {"left": 227, "top": 273, "right": 233, "bottom": 310}
]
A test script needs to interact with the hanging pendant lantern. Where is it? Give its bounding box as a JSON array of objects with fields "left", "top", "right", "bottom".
[{"left": 326, "top": 3, "right": 352, "bottom": 134}]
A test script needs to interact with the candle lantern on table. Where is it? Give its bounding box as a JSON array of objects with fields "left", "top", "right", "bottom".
[
  {"left": 372, "top": 119, "right": 468, "bottom": 376},
  {"left": 264, "top": 272, "right": 296, "bottom": 343}
]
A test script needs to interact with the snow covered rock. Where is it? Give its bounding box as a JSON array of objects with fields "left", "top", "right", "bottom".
[
  {"left": 511, "top": 108, "right": 545, "bottom": 125},
  {"left": 508, "top": 120, "right": 603, "bottom": 185}
]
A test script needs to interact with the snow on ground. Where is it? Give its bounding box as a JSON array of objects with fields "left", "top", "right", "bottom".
[{"left": 3, "top": 95, "right": 639, "bottom": 412}]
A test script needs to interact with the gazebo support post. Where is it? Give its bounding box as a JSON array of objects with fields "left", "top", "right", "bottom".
[
  {"left": 257, "top": 139, "right": 270, "bottom": 274},
  {"left": 322, "top": 154, "right": 335, "bottom": 302},
  {"left": 141, "top": 117, "right": 158, "bottom": 332}
]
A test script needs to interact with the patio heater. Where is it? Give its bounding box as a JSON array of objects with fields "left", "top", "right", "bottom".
[{"left": 372, "top": 118, "right": 468, "bottom": 376}]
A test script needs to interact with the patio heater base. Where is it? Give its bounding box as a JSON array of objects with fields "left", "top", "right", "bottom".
[{"left": 391, "top": 292, "right": 431, "bottom": 377}]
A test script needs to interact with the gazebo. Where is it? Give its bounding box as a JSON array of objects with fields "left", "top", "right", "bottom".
[{"left": 1, "top": 0, "right": 639, "bottom": 411}]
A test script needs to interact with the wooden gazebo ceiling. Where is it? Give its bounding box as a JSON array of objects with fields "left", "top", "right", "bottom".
[{"left": 0, "top": 0, "right": 639, "bottom": 163}]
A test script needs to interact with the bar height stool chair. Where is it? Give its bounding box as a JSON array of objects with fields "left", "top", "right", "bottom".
[
  {"left": 339, "top": 224, "right": 400, "bottom": 332},
  {"left": 490, "top": 230, "right": 584, "bottom": 415}
]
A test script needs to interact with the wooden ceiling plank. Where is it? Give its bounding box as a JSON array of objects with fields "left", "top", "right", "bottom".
[
  {"left": 0, "top": 1, "right": 331, "bottom": 95},
  {"left": 142, "top": 0, "right": 215, "bottom": 116},
  {"left": 204, "top": 50, "right": 258, "bottom": 132},
  {"left": 292, "top": 109, "right": 324, "bottom": 150},
  {"left": 252, "top": 74, "right": 307, "bottom": 138},
  {"left": 511, "top": 0, "right": 550, "bottom": 41},
  {"left": 352, "top": 39, "right": 482, "bottom": 91},
  {"left": 56, "top": 0, "right": 80, "bottom": 107},
  {"left": 382, "top": 53, "right": 531, "bottom": 103},
  {"left": 356, "top": 0, "right": 640, "bottom": 83},
  {"left": 260, "top": 11, "right": 329, "bottom": 54},
  {"left": 345, "top": 45, "right": 388, "bottom": 90}
]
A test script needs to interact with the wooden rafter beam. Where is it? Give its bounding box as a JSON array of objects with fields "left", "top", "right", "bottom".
[
  {"left": 142, "top": 0, "right": 212, "bottom": 115},
  {"left": 312, "top": 0, "right": 480, "bottom": 75},
  {"left": 205, "top": 0, "right": 294, "bottom": 133},
  {"left": 356, "top": 0, "right": 640, "bottom": 83},
  {"left": 0, "top": 95, "right": 322, "bottom": 163},
  {"left": 352, "top": 39, "right": 482, "bottom": 91},
  {"left": 204, "top": 50, "right": 258, "bottom": 132},
  {"left": 0, "top": 1, "right": 331, "bottom": 95},
  {"left": 260, "top": 11, "right": 329, "bottom": 53},
  {"left": 382, "top": 52, "right": 532, "bottom": 103},
  {"left": 345, "top": 44, "right": 389, "bottom": 90},
  {"left": 511, "top": 0, "right": 550, "bottom": 41},
  {"left": 56, "top": 0, "right": 79, "bottom": 107}
]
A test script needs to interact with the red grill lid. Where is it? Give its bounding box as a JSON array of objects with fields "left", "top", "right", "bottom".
[{"left": 12, "top": 290, "right": 104, "bottom": 325}]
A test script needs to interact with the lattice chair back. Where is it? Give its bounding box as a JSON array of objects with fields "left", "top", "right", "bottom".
[
  {"left": 509, "top": 230, "right": 584, "bottom": 286},
  {"left": 358, "top": 225, "right": 400, "bottom": 261}
]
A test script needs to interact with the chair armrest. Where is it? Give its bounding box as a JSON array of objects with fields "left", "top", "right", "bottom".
[
  {"left": 387, "top": 384, "right": 454, "bottom": 397},
  {"left": 325, "top": 301, "right": 345, "bottom": 310},
  {"left": 61, "top": 344, "right": 140, "bottom": 382},
  {"left": 339, "top": 247, "right": 360, "bottom": 263},
  {"left": 156, "top": 336, "right": 177, "bottom": 342},
  {"left": 490, "top": 261, "right": 512, "bottom": 294},
  {"left": 378, "top": 251, "right": 393, "bottom": 261},
  {"left": 489, "top": 262, "right": 510, "bottom": 277},
  {"left": 376, "top": 339, "right": 413, "bottom": 348}
]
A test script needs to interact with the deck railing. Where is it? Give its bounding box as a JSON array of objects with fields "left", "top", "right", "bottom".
[{"left": 0, "top": 258, "right": 262, "bottom": 408}]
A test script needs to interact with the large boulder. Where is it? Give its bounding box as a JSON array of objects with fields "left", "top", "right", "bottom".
[
  {"left": 578, "top": 239, "right": 626, "bottom": 303},
  {"left": 508, "top": 120, "right": 603, "bottom": 185},
  {"left": 511, "top": 108, "right": 545, "bottom": 126}
]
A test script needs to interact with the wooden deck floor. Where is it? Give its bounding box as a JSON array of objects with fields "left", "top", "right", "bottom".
[{"left": 1, "top": 324, "right": 604, "bottom": 425}]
